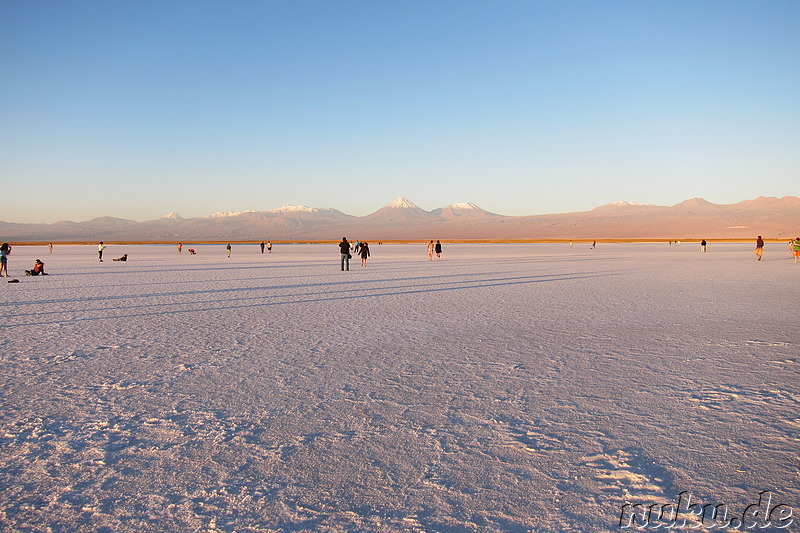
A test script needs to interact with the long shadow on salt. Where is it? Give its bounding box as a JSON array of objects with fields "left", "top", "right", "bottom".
[{"left": 2, "top": 271, "right": 620, "bottom": 328}]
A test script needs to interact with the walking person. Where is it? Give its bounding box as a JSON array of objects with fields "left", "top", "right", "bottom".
[
  {"left": 700, "top": 239, "right": 707, "bottom": 253},
  {"left": 267, "top": 241, "right": 272, "bottom": 253},
  {"left": 98, "top": 242, "right": 106, "bottom": 262},
  {"left": 226, "top": 243, "right": 232, "bottom": 258},
  {"left": 427, "top": 240, "right": 434, "bottom": 261},
  {"left": 260, "top": 241, "right": 265, "bottom": 254},
  {"left": 792, "top": 237, "right": 800, "bottom": 264},
  {"left": 0, "top": 243, "right": 10, "bottom": 277},
  {"left": 360, "top": 241, "right": 370, "bottom": 266},
  {"left": 755, "top": 236, "right": 764, "bottom": 261},
  {"left": 178, "top": 243, "right": 182, "bottom": 254},
  {"left": 434, "top": 240, "right": 442, "bottom": 261},
  {"left": 48, "top": 242, "right": 53, "bottom": 254},
  {"left": 339, "top": 237, "right": 351, "bottom": 271}
]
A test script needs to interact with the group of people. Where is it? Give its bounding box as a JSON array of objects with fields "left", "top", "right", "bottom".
[
  {"left": 790, "top": 238, "right": 800, "bottom": 263},
  {"left": 338, "top": 238, "right": 371, "bottom": 270},
  {"left": 177, "top": 244, "right": 197, "bottom": 255},
  {"left": 178, "top": 242, "right": 274, "bottom": 257},
  {"left": 2, "top": 243, "right": 49, "bottom": 278},
  {"left": 3, "top": 237, "right": 798, "bottom": 280},
  {"left": 338, "top": 238, "right": 446, "bottom": 271},
  {"left": 427, "top": 240, "right": 443, "bottom": 260},
  {"left": 752, "top": 235, "right": 800, "bottom": 262},
  {"left": 697, "top": 236, "right": 800, "bottom": 262},
  {"left": 98, "top": 242, "right": 127, "bottom": 262}
]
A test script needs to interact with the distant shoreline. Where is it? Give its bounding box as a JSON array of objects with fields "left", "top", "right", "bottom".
[{"left": 5, "top": 238, "right": 788, "bottom": 246}]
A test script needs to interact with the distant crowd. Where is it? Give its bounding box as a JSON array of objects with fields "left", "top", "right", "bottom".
[{"left": 3, "top": 236, "right": 800, "bottom": 282}]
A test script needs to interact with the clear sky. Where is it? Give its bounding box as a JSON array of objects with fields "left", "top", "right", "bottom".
[{"left": 1, "top": 1, "right": 798, "bottom": 223}]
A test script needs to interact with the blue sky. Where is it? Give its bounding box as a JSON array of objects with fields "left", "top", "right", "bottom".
[{"left": 1, "top": 1, "right": 798, "bottom": 223}]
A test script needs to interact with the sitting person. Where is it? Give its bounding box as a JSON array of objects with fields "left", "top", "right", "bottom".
[
  {"left": 25, "top": 259, "right": 47, "bottom": 276},
  {"left": 113, "top": 254, "right": 128, "bottom": 261}
]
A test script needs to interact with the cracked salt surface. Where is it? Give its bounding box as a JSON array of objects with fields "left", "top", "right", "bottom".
[{"left": 1, "top": 243, "right": 797, "bottom": 532}]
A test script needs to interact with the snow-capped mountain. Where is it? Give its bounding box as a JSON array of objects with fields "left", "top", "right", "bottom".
[
  {"left": 385, "top": 197, "right": 420, "bottom": 209},
  {"left": 430, "top": 203, "right": 497, "bottom": 219},
  {"left": 361, "top": 197, "right": 437, "bottom": 224},
  {"left": 205, "top": 210, "right": 258, "bottom": 219},
  {"left": 606, "top": 201, "right": 656, "bottom": 208},
  {"left": 265, "top": 206, "right": 352, "bottom": 221},
  {"left": 449, "top": 202, "right": 481, "bottom": 210},
  {"left": 269, "top": 205, "right": 320, "bottom": 214},
  {"left": 2, "top": 196, "right": 799, "bottom": 241}
]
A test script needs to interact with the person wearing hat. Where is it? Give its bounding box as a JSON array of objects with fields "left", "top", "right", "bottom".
[{"left": 25, "top": 259, "right": 46, "bottom": 276}]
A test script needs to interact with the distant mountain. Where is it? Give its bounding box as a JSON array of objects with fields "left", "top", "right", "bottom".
[
  {"left": 361, "top": 197, "right": 437, "bottom": 224},
  {"left": 1, "top": 196, "right": 798, "bottom": 241},
  {"left": 384, "top": 197, "right": 419, "bottom": 210},
  {"left": 430, "top": 203, "right": 498, "bottom": 219}
]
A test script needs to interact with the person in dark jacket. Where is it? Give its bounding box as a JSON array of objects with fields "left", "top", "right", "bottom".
[
  {"left": 339, "top": 237, "right": 351, "bottom": 271},
  {"left": 755, "top": 236, "right": 764, "bottom": 261},
  {"left": 360, "top": 241, "right": 370, "bottom": 266},
  {"left": 434, "top": 240, "right": 442, "bottom": 260}
]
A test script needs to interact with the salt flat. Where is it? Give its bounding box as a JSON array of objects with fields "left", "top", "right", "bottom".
[{"left": 1, "top": 243, "right": 797, "bottom": 532}]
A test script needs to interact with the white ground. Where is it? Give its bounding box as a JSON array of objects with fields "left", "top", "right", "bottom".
[{"left": 1, "top": 243, "right": 797, "bottom": 532}]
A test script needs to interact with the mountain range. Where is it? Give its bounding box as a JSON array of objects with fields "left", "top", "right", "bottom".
[{"left": 2, "top": 196, "right": 798, "bottom": 241}]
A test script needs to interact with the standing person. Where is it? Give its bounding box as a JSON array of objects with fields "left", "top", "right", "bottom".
[
  {"left": 755, "top": 236, "right": 764, "bottom": 261},
  {"left": 260, "top": 241, "right": 265, "bottom": 254},
  {"left": 267, "top": 241, "right": 272, "bottom": 253},
  {"left": 792, "top": 237, "right": 800, "bottom": 264},
  {"left": 98, "top": 242, "right": 106, "bottom": 262},
  {"left": 48, "top": 242, "right": 53, "bottom": 254},
  {"left": 700, "top": 239, "right": 707, "bottom": 253},
  {"left": 591, "top": 240, "right": 596, "bottom": 249},
  {"left": 427, "top": 240, "right": 434, "bottom": 261},
  {"left": 434, "top": 240, "right": 442, "bottom": 260},
  {"left": 226, "top": 243, "right": 232, "bottom": 258},
  {"left": 0, "top": 243, "right": 9, "bottom": 277},
  {"left": 360, "top": 241, "right": 370, "bottom": 266},
  {"left": 339, "top": 237, "right": 351, "bottom": 271},
  {"left": 178, "top": 243, "right": 182, "bottom": 254}
]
